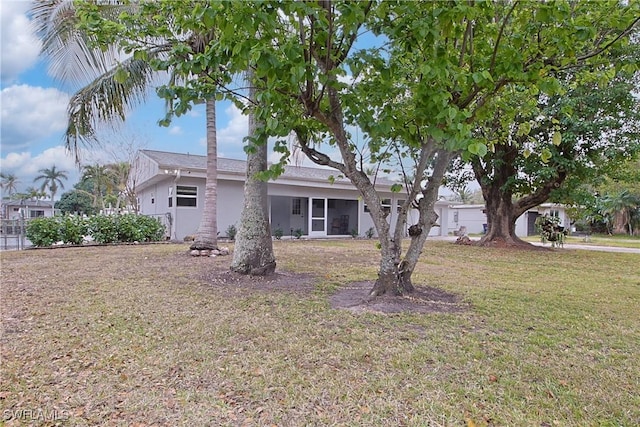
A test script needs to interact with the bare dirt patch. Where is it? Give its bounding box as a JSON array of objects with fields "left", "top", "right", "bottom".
[
  {"left": 329, "top": 281, "right": 467, "bottom": 314},
  {"left": 193, "top": 251, "right": 465, "bottom": 314}
]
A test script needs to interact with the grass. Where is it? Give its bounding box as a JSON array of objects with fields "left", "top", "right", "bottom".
[
  {"left": 1, "top": 240, "right": 639, "bottom": 426},
  {"left": 523, "top": 233, "right": 640, "bottom": 249}
]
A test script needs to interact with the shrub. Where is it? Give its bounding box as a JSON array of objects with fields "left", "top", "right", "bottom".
[
  {"left": 294, "top": 228, "right": 303, "bottom": 239},
  {"left": 117, "top": 214, "right": 164, "bottom": 242},
  {"left": 133, "top": 215, "right": 165, "bottom": 242},
  {"left": 365, "top": 227, "right": 375, "bottom": 239},
  {"left": 535, "top": 214, "right": 567, "bottom": 247},
  {"left": 88, "top": 215, "right": 119, "bottom": 244},
  {"left": 274, "top": 228, "right": 283, "bottom": 240},
  {"left": 350, "top": 228, "right": 359, "bottom": 238},
  {"left": 59, "top": 215, "right": 88, "bottom": 245},
  {"left": 226, "top": 224, "right": 237, "bottom": 241},
  {"left": 26, "top": 217, "right": 61, "bottom": 247}
]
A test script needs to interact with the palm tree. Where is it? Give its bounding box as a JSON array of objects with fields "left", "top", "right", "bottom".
[
  {"left": 33, "top": 166, "right": 68, "bottom": 202},
  {"left": 189, "top": 99, "right": 219, "bottom": 250},
  {"left": 80, "top": 164, "right": 111, "bottom": 210},
  {"left": 0, "top": 173, "right": 20, "bottom": 198},
  {"left": 602, "top": 190, "right": 640, "bottom": 235},
  {"left": 231, "top": 69, "right": 275, "bottom": 274},
  {"left": 31, "top": 0, "right": 220, "bottom": 249},
  {"left": 105, "top": 162, "right": 131, "bottom": 210},
  {"left": 25, "top": 186, "right": 47, "bottom": 200}
]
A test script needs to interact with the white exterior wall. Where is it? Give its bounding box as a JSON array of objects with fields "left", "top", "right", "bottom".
[
  {"left": 449, "top": 205, "right": 487, "bottom": 234},
  {"left": 217, "top": 180, "right": 245, "bottom": 238}
]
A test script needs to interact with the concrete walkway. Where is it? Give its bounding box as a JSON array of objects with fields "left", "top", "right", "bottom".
[{"left": 430, "top": 235, "right": 640, "bottom": 254}]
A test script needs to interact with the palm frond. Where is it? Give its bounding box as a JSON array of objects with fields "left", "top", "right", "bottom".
[
  {"left": 65, "top": 55, "right": 161, "bottom": 157},
  {"left": 30, "top": 0, "right": 132, "bottom": 87}
]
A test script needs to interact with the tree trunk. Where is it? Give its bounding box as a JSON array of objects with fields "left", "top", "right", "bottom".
[
  {"left": 230, "top": 73, "right": 276, "bottom": 276},
  {"left": 190, "top": 98, "right": 218, "bottom": 250},
  {"left": 392, "top": 150, "right": 453, "bottom": 289},
  {"left": 476, "top": 186, "right": 529, "bottom": 247},
  {"left": 472, "top": 143, "right": 566, "bottom": 248}
]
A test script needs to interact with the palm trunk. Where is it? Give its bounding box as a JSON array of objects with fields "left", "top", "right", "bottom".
[
  {"left": 190, "top": 98, "right": 218, "bottom": 250},
  {"left": 230, "top": 71, "right": 276, "bottom": 275}
]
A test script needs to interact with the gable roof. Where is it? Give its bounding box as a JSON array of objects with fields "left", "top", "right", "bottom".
[{"left": 139, "top": 149, "right": 398, "bottom": 188}]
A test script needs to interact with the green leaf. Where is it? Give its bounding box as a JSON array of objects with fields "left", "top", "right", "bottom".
[
  {"left": 541, "top": 148, "right": 552, "bottom": 163},
  {"left": 114, "top": 67, "right": 129, "bottom": 83},
  {"left": 552, "top": 131, "right": 562, "bottom": 146},
  {"left": 390, "top": 183, "right": 403, "bottom": 193}
]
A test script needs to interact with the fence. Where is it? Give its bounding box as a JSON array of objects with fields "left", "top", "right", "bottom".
[{"left": 1, "top": 218, "right": 28, "bottom": 251}]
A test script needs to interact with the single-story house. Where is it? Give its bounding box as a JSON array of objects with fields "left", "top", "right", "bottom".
[
  {"left": 1, "top": 199, "right": 56, "bottom": 220},
  {"left": 131, "top": 149, "right": 451, "bottom": 241},
  {"left": 447, "top": 203, "right": 572, "bottom": 236}
]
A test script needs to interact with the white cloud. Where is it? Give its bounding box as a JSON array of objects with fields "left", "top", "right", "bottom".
[
  {"left": 0, "top": 84, "right": 69, "bottom": 152},
  {"left": 169, "top": 126, "right": 182, "bottom": 135},
  {"left": 0, "top": 1, "right": 41, "bottom": 84},
  {"left": 0, "top": 145, "right": 80, "bottom": 195},
  {"left": 217, "top": 104, "right": 248, "bottom": 148}
]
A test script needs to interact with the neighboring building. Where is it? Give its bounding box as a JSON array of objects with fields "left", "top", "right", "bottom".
[
  {"left": 131, "top": 149, "right": 451, "bottom": 241},
  {"left": 448, "top": 203, "right": 572, "bottom": 236},
  {"left": 1, "top": 199, "right": 56, "bottom": 220}
]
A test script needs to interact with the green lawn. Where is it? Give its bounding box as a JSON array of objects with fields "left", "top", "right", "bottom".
[
  {"left": 1, "top": 240, "right": 639, "bottom": 426},
  {"left": 523, "top": 233, "right": 640, "bottom": 249}
]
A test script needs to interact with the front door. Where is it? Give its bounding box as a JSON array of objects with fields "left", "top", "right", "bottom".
[
  {"left": 290, "top": 197, "right": 306, "bottom": 234},
  {"left": 309, "top": 198, "right": 326, "bottom": 237}
]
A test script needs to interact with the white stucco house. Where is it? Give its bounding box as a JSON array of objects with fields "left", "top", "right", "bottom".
[
  {"left": 447, "top": 203, "right": 572, "bottom": 236},
  {"left": 131, "top": 150, "right": 451, "bottom": 241},
  {"left": 1, "top": 199, "right": 56, "bottom": 220}
]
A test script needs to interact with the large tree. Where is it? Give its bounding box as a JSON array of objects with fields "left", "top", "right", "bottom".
[
  {"left": 0, "top": 173, "right": 20, "bottom": 198},
  {"left": 30, "top": 0, "right": 221, "bottom": 250},
  {"left": 211, "top": 1, "right": 640, "bottom": 294},
  {"left": 469, "top": 61, "right": 640, "bottom": 246},
  {"left": 33, "top": 165, "right": 68, "bottom": 202},
  {"left": 78, "top": 1, "right": 640, "bottom": 295},
  {"left": 230, "top": 70, "right": 276, "bottom": 275}
]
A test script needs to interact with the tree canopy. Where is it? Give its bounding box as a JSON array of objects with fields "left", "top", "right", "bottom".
[{"left": 77, "top": 0, "right": 640, "bottom": 293}]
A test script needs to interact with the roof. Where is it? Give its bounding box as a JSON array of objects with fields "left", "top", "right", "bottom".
[
  {"left": 2, "top": 199, "right": 55, "bottom": 208},
  {"left": 140, "top": 149, "right": 397, "bottom": 187}
]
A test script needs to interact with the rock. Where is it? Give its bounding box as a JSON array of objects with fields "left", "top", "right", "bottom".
[
  {"left": 211, "top": 249, "right": 221, "bottom": 256},
  {"left": 190, "top": 250, "right": 200, "bottom": 256},
  {"left": 220, "top": 247, "right": 230, "bottom": 256},
  {"left": 455, "top": 236, "right": 473, "bottom": 245},
  {"left": 199, "top": 250, "right": 211, "bottom": 256},
  {"left": 184, "top": 235, "right": 195, "bottom": 242}
]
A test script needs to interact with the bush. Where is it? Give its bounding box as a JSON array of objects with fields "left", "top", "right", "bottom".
[
  {"left": 26, "top": 214, "right": 165, "bottom": 247},
  {"left": 365, "top": 227, "right": 375, "bottom": 239},
  {"left": 26, "top": 217, "right": 61, "bottom": 247},
  {"left": 226, "top": 224, "right": 237, "bottom": 241},
  {"left": 59, "top": 215, "right": 88, "bottom": 245},
  {"left": 88, "top": 215, "right": 120, "bottom": 244},
  {"left": 274, "top": 228, "right": 283, "bottom": 240},
  {"left": 116, "top": 214, "right": 164, "bottom": 242},
  {"left": 130, "top": 214, "right": 165, "bottom": 242},
  {"left": 294, "top": 228, "right": 303, "bottom": 239}
]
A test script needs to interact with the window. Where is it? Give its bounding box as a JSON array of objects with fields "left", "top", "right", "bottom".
[
  {"left": 550, "top": 209, "right": 560, "bottom": 218},
  {"left": 292, "top": 198, "right": 301, "bottom": 215},
  {"left": 176, "top": 185, "right": 197, "bottom": 207},
  {"left": 29, "top": 210, "right": 45, "bottom": 218},
  {"left": 381, "top": 198, "right": 391, "bottom": 214},
  {"left": 364, "top": 199, "right": 392, "bottom": 213}
]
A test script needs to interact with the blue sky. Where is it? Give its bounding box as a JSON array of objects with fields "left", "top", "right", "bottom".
[{"left": 0, "top": 1, "right": 250, "bottom": 196}]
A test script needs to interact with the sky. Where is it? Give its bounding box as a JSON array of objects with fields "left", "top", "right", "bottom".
[{"left": 0, "top": 0, "right": 251, "bottom": 197}]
